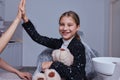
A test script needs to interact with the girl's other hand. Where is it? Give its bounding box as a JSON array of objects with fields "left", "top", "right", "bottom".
[
  {"left": 42, "top": 61, "right": 53, "bottom": 72},
  {"left": 19, "top": 0, "right": 28, "bottom": 22},
  {"left": 17, "top": 71, "right": 32, "bottom": 80}
]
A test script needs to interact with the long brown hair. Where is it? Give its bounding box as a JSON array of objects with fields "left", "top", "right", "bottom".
[{"left": 59, "top": 11, "right": 80, "bottom": 40}]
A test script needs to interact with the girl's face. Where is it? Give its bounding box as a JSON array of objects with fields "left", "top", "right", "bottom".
[{"left": 59, "top": 16, "right": 79, "bottom": 40}]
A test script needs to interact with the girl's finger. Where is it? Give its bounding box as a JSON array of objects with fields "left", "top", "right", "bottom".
[{"left": 22, "top": 0, "right": 26, "bottom": 8}]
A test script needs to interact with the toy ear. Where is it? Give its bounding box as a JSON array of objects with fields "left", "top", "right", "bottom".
[{"left": 48, "top": 71, "right": 55, "bottom": 78}]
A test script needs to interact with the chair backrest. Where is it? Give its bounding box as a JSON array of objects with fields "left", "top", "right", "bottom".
[{"left": 78, "top": 31, "right": 99, "bottom": 79}]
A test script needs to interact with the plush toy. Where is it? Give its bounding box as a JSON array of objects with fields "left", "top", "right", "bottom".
[
  {"left": 32, "top": 69, "right": 61, "bottom": 80},
  {"left": 32, "top": 48, "right": 74, "bottom": 80},
  {"left": 52, "top": 48, "right": 74, "bottom": 66}
]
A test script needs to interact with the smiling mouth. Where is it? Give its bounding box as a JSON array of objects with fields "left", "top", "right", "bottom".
[{"left": 62, "top": 31, "right": 70, "bottom": 35}]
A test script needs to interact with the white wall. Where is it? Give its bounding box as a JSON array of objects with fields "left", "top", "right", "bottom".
[
  {"left": 4, "top": 0, "right": 114, "bottom": 66},
  {"left": 4, "top": 0, "right": 19, "bottom": 21},
  {"left": 111, "top": 0, "right": 120, "bottom": 57}
]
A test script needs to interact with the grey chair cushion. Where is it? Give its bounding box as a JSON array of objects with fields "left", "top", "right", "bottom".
[
  {"left": 33, "top": 48, "right": 53, "bottom": 75},
  {"left": 81, "top": 40, "right": 98, "bottom": 79}
]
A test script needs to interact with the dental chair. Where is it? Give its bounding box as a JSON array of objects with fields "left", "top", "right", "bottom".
[{"left": 33, "top": 31, "right": 99, "bottom": 80}]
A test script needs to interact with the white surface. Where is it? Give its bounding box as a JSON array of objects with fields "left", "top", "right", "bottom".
[
  {"left": 110, "top": 0, "right": 120, "bottom": 57},
  {"left": 92, "top": 57, "right": 120, "bottom": 75},
  {"left": 0, "top": 72, "right": 21, "bottom": 80}
]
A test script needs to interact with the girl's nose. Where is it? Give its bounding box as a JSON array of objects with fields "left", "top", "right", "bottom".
[{"left": 63, "top": 26, "right": 68, "bottom": 30}]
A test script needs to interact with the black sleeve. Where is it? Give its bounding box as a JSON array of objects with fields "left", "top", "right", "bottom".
[{"left": 22, "top": 20, "right": 62, "bottom": 49}]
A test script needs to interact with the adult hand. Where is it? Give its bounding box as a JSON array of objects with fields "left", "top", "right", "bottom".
[
  {"left": 16, "top": 0, "right": 23, "bottom": 20},
  {"left": 42, "top": 61, "right": 53, "bottom": 71},
  {"left": 17, "top": 71, "right": 32, "bottom": 80}
]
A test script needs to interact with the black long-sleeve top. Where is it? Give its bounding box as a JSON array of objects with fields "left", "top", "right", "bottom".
[{"left": 22, "top": 20, "right": 86, "bottom": 80}]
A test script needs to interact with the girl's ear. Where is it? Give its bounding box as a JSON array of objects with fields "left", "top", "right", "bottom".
[{"left": 77, "top": 25, "right": 80, "bottom": 31}]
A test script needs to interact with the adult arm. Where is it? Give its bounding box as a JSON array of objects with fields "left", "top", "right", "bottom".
[
  {"left": 0, "top": 18, "right": 21, "bottom": 53},
  {"left": 0, "top": 0, "right": 32, "bottom": 79},
  {"left": 0, "top": 0, "right": 23, "bottom": 53},
  {"left": 0, "top": 58, "right": 31, "bottom": 80}
]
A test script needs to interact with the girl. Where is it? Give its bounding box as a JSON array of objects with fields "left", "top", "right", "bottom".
[{"left": 20, "top": 0, "right": 87, "bottom": 79}]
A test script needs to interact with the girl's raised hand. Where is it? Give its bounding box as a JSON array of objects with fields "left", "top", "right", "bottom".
[{"left": 19, "top": 0, "right": 28, "bottom": 22}]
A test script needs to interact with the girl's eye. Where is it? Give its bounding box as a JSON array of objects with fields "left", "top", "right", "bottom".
[
  {"left": 59, "top": 23, "right": 64, "bottom": 26},
  {"left": 68, "top": 24, "right": 73, "bottom": 27}
]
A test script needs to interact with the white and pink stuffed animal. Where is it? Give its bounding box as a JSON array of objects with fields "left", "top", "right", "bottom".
[
  {"left": 52, "top": 48, "right": 74, "bottom": 66},
  {"left": 32, "top": 48, "right": 74, "bottom": 80}
]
